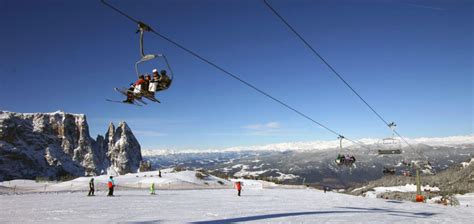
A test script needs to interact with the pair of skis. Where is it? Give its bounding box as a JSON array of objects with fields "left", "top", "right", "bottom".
[{"left": 106, "top": 88, "right": 160, "bottom": 106}]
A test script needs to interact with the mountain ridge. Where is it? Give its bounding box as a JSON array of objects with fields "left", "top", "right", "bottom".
[
  {"left": 142, "top": 134, "right": 474, "bottom": 156},
  {"left": 0, "top": 111, "right": 143, "bottom": 181}
]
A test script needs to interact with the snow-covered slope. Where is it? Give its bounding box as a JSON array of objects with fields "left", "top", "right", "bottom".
[
  {"left": 0, "top": 169, "right": 296, "bottom": 194},
  {"left": 0, "top": 188, "right": 472, "bottom": 223}
]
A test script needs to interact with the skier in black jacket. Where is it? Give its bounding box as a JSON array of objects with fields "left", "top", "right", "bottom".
[{"left": 88, "top": 178, "right": 95, "bottom": 196}]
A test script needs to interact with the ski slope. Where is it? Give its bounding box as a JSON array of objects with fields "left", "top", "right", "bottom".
[
  {"left": 1, "top": 171, "right": 472, "bottom": 223},
  {"left": 1, "top": 188, "right": 473, "bottom": 223}
]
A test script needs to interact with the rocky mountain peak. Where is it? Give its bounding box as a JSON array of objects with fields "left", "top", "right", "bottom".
[
  {"left": 0, "top": 111, "right": 144, "bottom": 181},
  {"left": 107, "top": 121, "right": 142, "bottom": 174}
]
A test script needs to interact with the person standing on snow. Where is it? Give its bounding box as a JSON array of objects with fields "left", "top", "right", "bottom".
[
  {"left": 150, "top": 183, "right": 156, "bottom": 195},
  {"left": 107, "top": 176, "right": 115, "bottom": 196},
  {"left": 88, "top": 177, "right": 95, "bottom": 196},
  {"left": 235, "top": 181, "right": 243, "bottom": 197}
]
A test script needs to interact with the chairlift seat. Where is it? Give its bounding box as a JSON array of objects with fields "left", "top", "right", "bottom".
[{"left": 378, "top": 149, "right": 402, "bottom": 155}]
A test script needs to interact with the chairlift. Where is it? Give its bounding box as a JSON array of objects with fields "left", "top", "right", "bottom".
[
  {"left": 377, "top": 122, "right": 402, "bottom": 155},
  {"left": 135, "top": 22, "right": 174, "bottom": 91},
  {"left": 107, "top": 22, "right": 174, "bottom": 106},
  {"left": 382, "top": 167, "right": 396, "bottom": 175},
  {"left": 334, "top": 136, "right": 356, "bottom": 166}
]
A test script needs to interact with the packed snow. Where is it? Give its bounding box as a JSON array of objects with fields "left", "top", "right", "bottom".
[
  {"left": 0, "top": 170, "right": 234, "bottom": 192},
  {"left": 374, "top": 184, "right": 440, "bottom": 193},
  {"left": 363, "top": 184, "right": 440, "bottom": 198},
  {"left": 1, "top": 188, "right": 473, "bottom": 223},
  {"left": 457, "top": 193, "right": 474, "bottom": 207},
  {"left": 1, "top": 171, "right": 473, "bottom": 223}
]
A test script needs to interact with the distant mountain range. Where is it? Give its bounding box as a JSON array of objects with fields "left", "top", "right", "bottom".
[{"left": 143, "top": 135, "right": 474, "bottom": 188}]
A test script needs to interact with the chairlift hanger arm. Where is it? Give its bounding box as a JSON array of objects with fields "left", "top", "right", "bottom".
[{"left": 137, "top": 21, "right": 153, "bottom": 33}]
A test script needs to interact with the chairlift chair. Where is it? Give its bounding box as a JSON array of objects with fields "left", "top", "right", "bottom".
[
  {"left": 382, "top": 167, "right": 396, "bottom": 175},
  {"left": 334, "top": 136, "right": 356, "bottom": 166},
  {"left": 135, "top": 22, "right": 174, "bottom": 91},
  {"left": 377, "top": 122, "right": 402, "bottom": 155}
]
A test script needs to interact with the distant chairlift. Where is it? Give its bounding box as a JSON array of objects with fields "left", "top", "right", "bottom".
[
  {"left": 335, "top": 136, "right": 356, "bottom": 167},
  {"left": 377, "top": 122, "right": 402, "bottom": 155},
  {"left": 382, "top": 167, "right": 396, "bottom": 175}
]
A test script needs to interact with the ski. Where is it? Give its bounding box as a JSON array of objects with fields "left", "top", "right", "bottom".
[
  {"left": 143, "top": 94, "right": 161, "bottom": 103},
  {"left": 106, "top": 99, "right": 142, "bottom": 106},
  {"left": 114, "top": 88, "right": 148, "bottom": 105}
]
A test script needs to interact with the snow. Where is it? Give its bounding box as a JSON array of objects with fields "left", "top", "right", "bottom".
[
  {"left": 461, "top": 158, "right": 474, "bottom": 168},
  {"left": 234, "top": 169, "right": 269, "bottom": 177},
  {"left": 457, "top": 193, "right": 474, "bottom": 207},
  {"left": 373, "top": 184, "right": 440, "bottom": 193},
  {"left": 142, "top": 134, "right": 474, "bottom": 155},
  {"left": 1, "top": 171, "right": 472, "bottom": 223},
  {"left": 231, "top": 179, "right": 265, "bottom": 189},
  {"left": 0, "top": 170, "right": 233, "bottom": 192},
  {"left": 352, "top": 186, "right": 367, "bottom": 192},
  {"left": 362, "top": 184, "right": 441, "bottom": 199},
  {"left": 275, "top": 172, "right": 299, "bottom": 181},
  {"left": 0, "top": 110, "right": 84, "bottom": 117},
  {"left": 1, "top": 188, "right": 473, "bottom": 223}
]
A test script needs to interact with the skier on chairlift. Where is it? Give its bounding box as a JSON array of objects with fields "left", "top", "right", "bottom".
[
  {"left": 122, "top": 83, "right": 136, "bottom": 104},
  {"left": 148, "top": 69, "right": 161, "bottom": 95},
  {"left": 158, "top": 70, "right": 171, "bottom": 90},
  {"left": 122, "top": 75, "right": 146, "bottom": 103},
  {"left": 133, "top": 75, "right": 146, "bottom": 94}
]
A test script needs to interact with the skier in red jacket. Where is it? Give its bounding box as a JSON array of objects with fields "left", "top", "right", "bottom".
[
  {"left": 235, "top": 181, "right": 243, "bottom": 197},
  {"left": 107, "top": 176, "right": 115, "bottom": 196}
]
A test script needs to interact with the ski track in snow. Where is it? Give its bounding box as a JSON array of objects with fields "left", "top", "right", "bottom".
[{"left": 1, "top": 189, "right": 473, "bottom": 223}]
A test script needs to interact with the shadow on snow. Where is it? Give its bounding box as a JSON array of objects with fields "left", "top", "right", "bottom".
[{"left": 188, "top": 207, "right": 437, "bottom": 224}]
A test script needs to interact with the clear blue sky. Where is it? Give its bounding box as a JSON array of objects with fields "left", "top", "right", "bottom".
[{"left": 0, "top": 0, "right": 472, "bottom": 150}]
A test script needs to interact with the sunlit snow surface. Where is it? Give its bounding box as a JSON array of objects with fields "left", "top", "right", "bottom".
[{"left": 1, "top": 188, "right": 473, "bottom": 223}]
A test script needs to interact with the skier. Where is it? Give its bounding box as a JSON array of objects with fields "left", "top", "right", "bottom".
[
  {"left": 158, "top": 170, "right": 162, "bottom": 178},
  {"left": 350, "top": 155, "right": 356, "bottom": 165},
  {"left": 335, "top": 154, "right": 344, "bottom": 165},
  {"left": 133, "top": 75, "right": 146, "bottom": 94},
  {"left": 150, "top": 183, "right": 156, "bottom": 195},
  {"left": 107, "top": 176, "right": 115, "bottom": 196},
  {"left": 87, "top": 177, "right": 95, "bottom": 196},
  {"left": 323, "top": 186, "right": 327, "bottom": 193},
  {"left": 235, "top": 181, "right": 243, "bottom": 197},
  {"left": 143, "top": 74, "right": 151, "bottom": 94},
  {"left": 158, "top": 70, "right": 171, "bottom": 90},
  {"left": 148, "top": 70, "right": 160, "bottom": 95},
  {"left": 122, "top": 83, "right": 136, "bottom": 103}
]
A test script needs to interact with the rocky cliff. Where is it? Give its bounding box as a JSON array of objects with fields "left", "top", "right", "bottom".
[{"left": 0, "top": 111, "right": 143, "bottom": 181}]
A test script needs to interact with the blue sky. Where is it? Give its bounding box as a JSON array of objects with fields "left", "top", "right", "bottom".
[{"left": 0, "top": 0, "right": 472, "bottom": 150}]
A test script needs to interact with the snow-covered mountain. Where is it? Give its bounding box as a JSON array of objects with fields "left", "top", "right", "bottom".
[
  {"left": 143, "top": 135, "right": 474, "bottom": 156},
  {"left": 0, "top": 111, "right": 142, "bottom": 181},
  {"left": 142, "top": 135, "right": 473, "bottom": 188}
]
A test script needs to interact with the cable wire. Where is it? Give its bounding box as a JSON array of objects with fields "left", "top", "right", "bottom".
[
  {"left": 99, "top": 0, "right": 374, "bottom": 151},
  {"left": 262, "top": 0, "right": 423, "bottom": 158}
]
